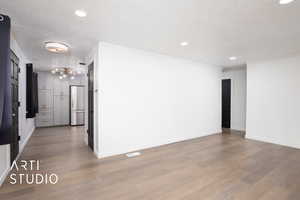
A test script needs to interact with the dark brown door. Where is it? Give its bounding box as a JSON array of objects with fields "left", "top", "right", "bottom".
[
  {"left": 222, "top": 79, "right": 231, "bottom": 128},
  {"left": 10, "top": 50, "right": 19, "bottom": 164},
  {"left": 87, "top": 62, "right": 94, "bottom": 150}
]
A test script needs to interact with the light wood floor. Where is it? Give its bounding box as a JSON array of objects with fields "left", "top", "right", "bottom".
[{"left": 1, "top": 127, "right": 300, "bottom": 200}]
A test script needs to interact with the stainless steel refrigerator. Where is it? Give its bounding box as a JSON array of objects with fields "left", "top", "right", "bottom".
[{"left": 70, "top": 86, "right": 85, "bottom": 126}]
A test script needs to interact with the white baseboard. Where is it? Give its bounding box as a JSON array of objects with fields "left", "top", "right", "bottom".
[
  {"left": 230, "top": 128, "right": 246, "bottom": 132},
  {"left": 96, "top": 130, "right": 221, "bottom": 159},
  {"left": 94, "top": 150, "right": 101, "bottom": 159},
  {"left": 16, "top": 126, "right": 35, "bottom": 161},
  {"left": 0, "top": 145, "right": 11, "bottom": 186},
  {"left": 0, "top": 165, "right": 10, "bottom": 186},
  {"left": 246, "top": 135, "right": 300, "bottom": 150}
]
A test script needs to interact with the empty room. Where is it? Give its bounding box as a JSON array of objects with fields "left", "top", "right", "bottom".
[{"left": 1, "top": 0, "right": 300, "bottom": 199}]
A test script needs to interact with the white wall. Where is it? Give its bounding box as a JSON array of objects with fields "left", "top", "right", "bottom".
[
  {"left": 222, "top": 67, "right": 247, "bottom": 131},
  {"left": 246, "top": 55, "right": 300, "bottom": 149},
  {"left": 0, "top": 143, "right": 9, "bottom": 186},
  {"left": 1, "top": 36, "right": 35, "bottom": 185},
  {"left": 95, "top": 42, "right": 222, "bottom": 158}
]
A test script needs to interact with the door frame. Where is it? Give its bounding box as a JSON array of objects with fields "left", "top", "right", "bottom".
[
  {"left": 222, "top": 79, "right": 231, "bottom": 129},
  {"left": 10, "top": 50, "right": 20, "bottom": 164},
  {"left": 69, "top": 85, "right": 85, "bottom": 126},
  {"left": 87, "top": 62, "right": 94, "bottom": 151}
]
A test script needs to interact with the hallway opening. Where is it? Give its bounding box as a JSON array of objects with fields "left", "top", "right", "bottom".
[{"left": 222, "top": 66, "right": 247, "bottom": 136}]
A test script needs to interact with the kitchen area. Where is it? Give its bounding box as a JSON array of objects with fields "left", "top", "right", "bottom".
[{"left": 36, "top": 68, "right": 86, "bottom": 127}]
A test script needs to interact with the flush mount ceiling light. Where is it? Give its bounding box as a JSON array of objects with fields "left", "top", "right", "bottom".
[
  {"left": 45, "top": 42, "right": 69, "bottom": 53},
  {"left": 279, "top": 0, "right": 295, "bottom": 4},
  {"left": 229, "top": 56, "right": 237, "bottom": 61},
  {"left": 180, "top": 42, "right": 189, "bottom": 46},
  {"left": 75, "top": 10, "right": 87, "bottom": 17}
]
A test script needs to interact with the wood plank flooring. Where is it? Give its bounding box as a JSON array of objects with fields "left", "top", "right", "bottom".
[{"left": 1, "top": 127, "right": 300, "bottom": 200}]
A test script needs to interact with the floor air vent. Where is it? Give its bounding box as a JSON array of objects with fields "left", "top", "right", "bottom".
[{"left": 126, "top": 152, "right": 141, "bottom": 158}]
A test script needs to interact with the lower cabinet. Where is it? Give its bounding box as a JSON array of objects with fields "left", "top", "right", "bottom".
[
  {"left": 53, "top": 95, "right": 69, "bottom": 126},
  {"left": 36, "top": 92, "right": 70, "bottom": 127},
  {"left": 36, "top": 111, "right": 53, "bottom": 127},
  {"left": 36, "top": 89, "right": 53, "bottom": 127}
]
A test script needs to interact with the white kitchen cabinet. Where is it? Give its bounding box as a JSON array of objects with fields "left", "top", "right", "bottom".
[
  {"left": 53, "top": 78, "right": 69, "bottom": 96},
  {"left": 38, "top": 72, "right": 53, "bottom": 90},
  {"left": 53, "top": 95, "right": 69, "bottom": 126},
  {"left": 36, "top": 110, "right": 53, "bottom": 127},
  {"left": 36, "top": 89, "right": 53, "bottom": 127},
  {"left": 37, "top": 72, "right": 85, "bottom": 127},
  {"left": 38, "top": 89, "right": 53, "bottom": 108}
]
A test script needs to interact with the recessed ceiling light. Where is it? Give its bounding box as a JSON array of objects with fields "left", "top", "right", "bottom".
[
  {"left": 279, "top": 0, "right": 295, "bottom": 4},
  {"left": 45, "top": 42, "right": 69, "bottom": 53},
  {"left": 180, "top": 42, "right": 189, "bottom": 46},
  {"left": 75, "top": 10, "right": 87, "bottom": 17},
  {"left": 229, "top": 56, "right": 237, "bottom": 61}
]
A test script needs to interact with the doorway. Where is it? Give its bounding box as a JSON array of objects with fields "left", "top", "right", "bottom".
[
  {"left": 222, "top": 79, "right": 231, "bottom": 129},
  {"left": 87, "top": 62, "right": 94, "bottom": 151},
  {"left": 69, "top": 85, "right": 85, "bottom": 126},
  {"left": 10, "top": 50, "right": 20, "bottom": 164}
]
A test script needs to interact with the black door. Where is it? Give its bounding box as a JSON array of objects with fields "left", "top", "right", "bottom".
[
  {"left": 10, "top": 50, "right": 19, "bottom": 163},
  {"left": 87, "top": 62, "right": 94, "bottom": 150},
  {"left": 222, "top": 79, "right": 231, "bottom": 128}
]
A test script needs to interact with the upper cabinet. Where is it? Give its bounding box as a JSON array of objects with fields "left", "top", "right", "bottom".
[
  {"left": 38, "top": 89, "right": 53, "bottom": 109},
  {"left": 36, "top": 89, "right": 53, "bottom": 127},
  {"left": 53, "top": 95, "right": 69, "bottom": 126},
  {"left": 53, "top": 78, "right": 69, "bottom": 96},
  {"left": 38, "top": 72, "right": 53, "bottom": 90}
]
